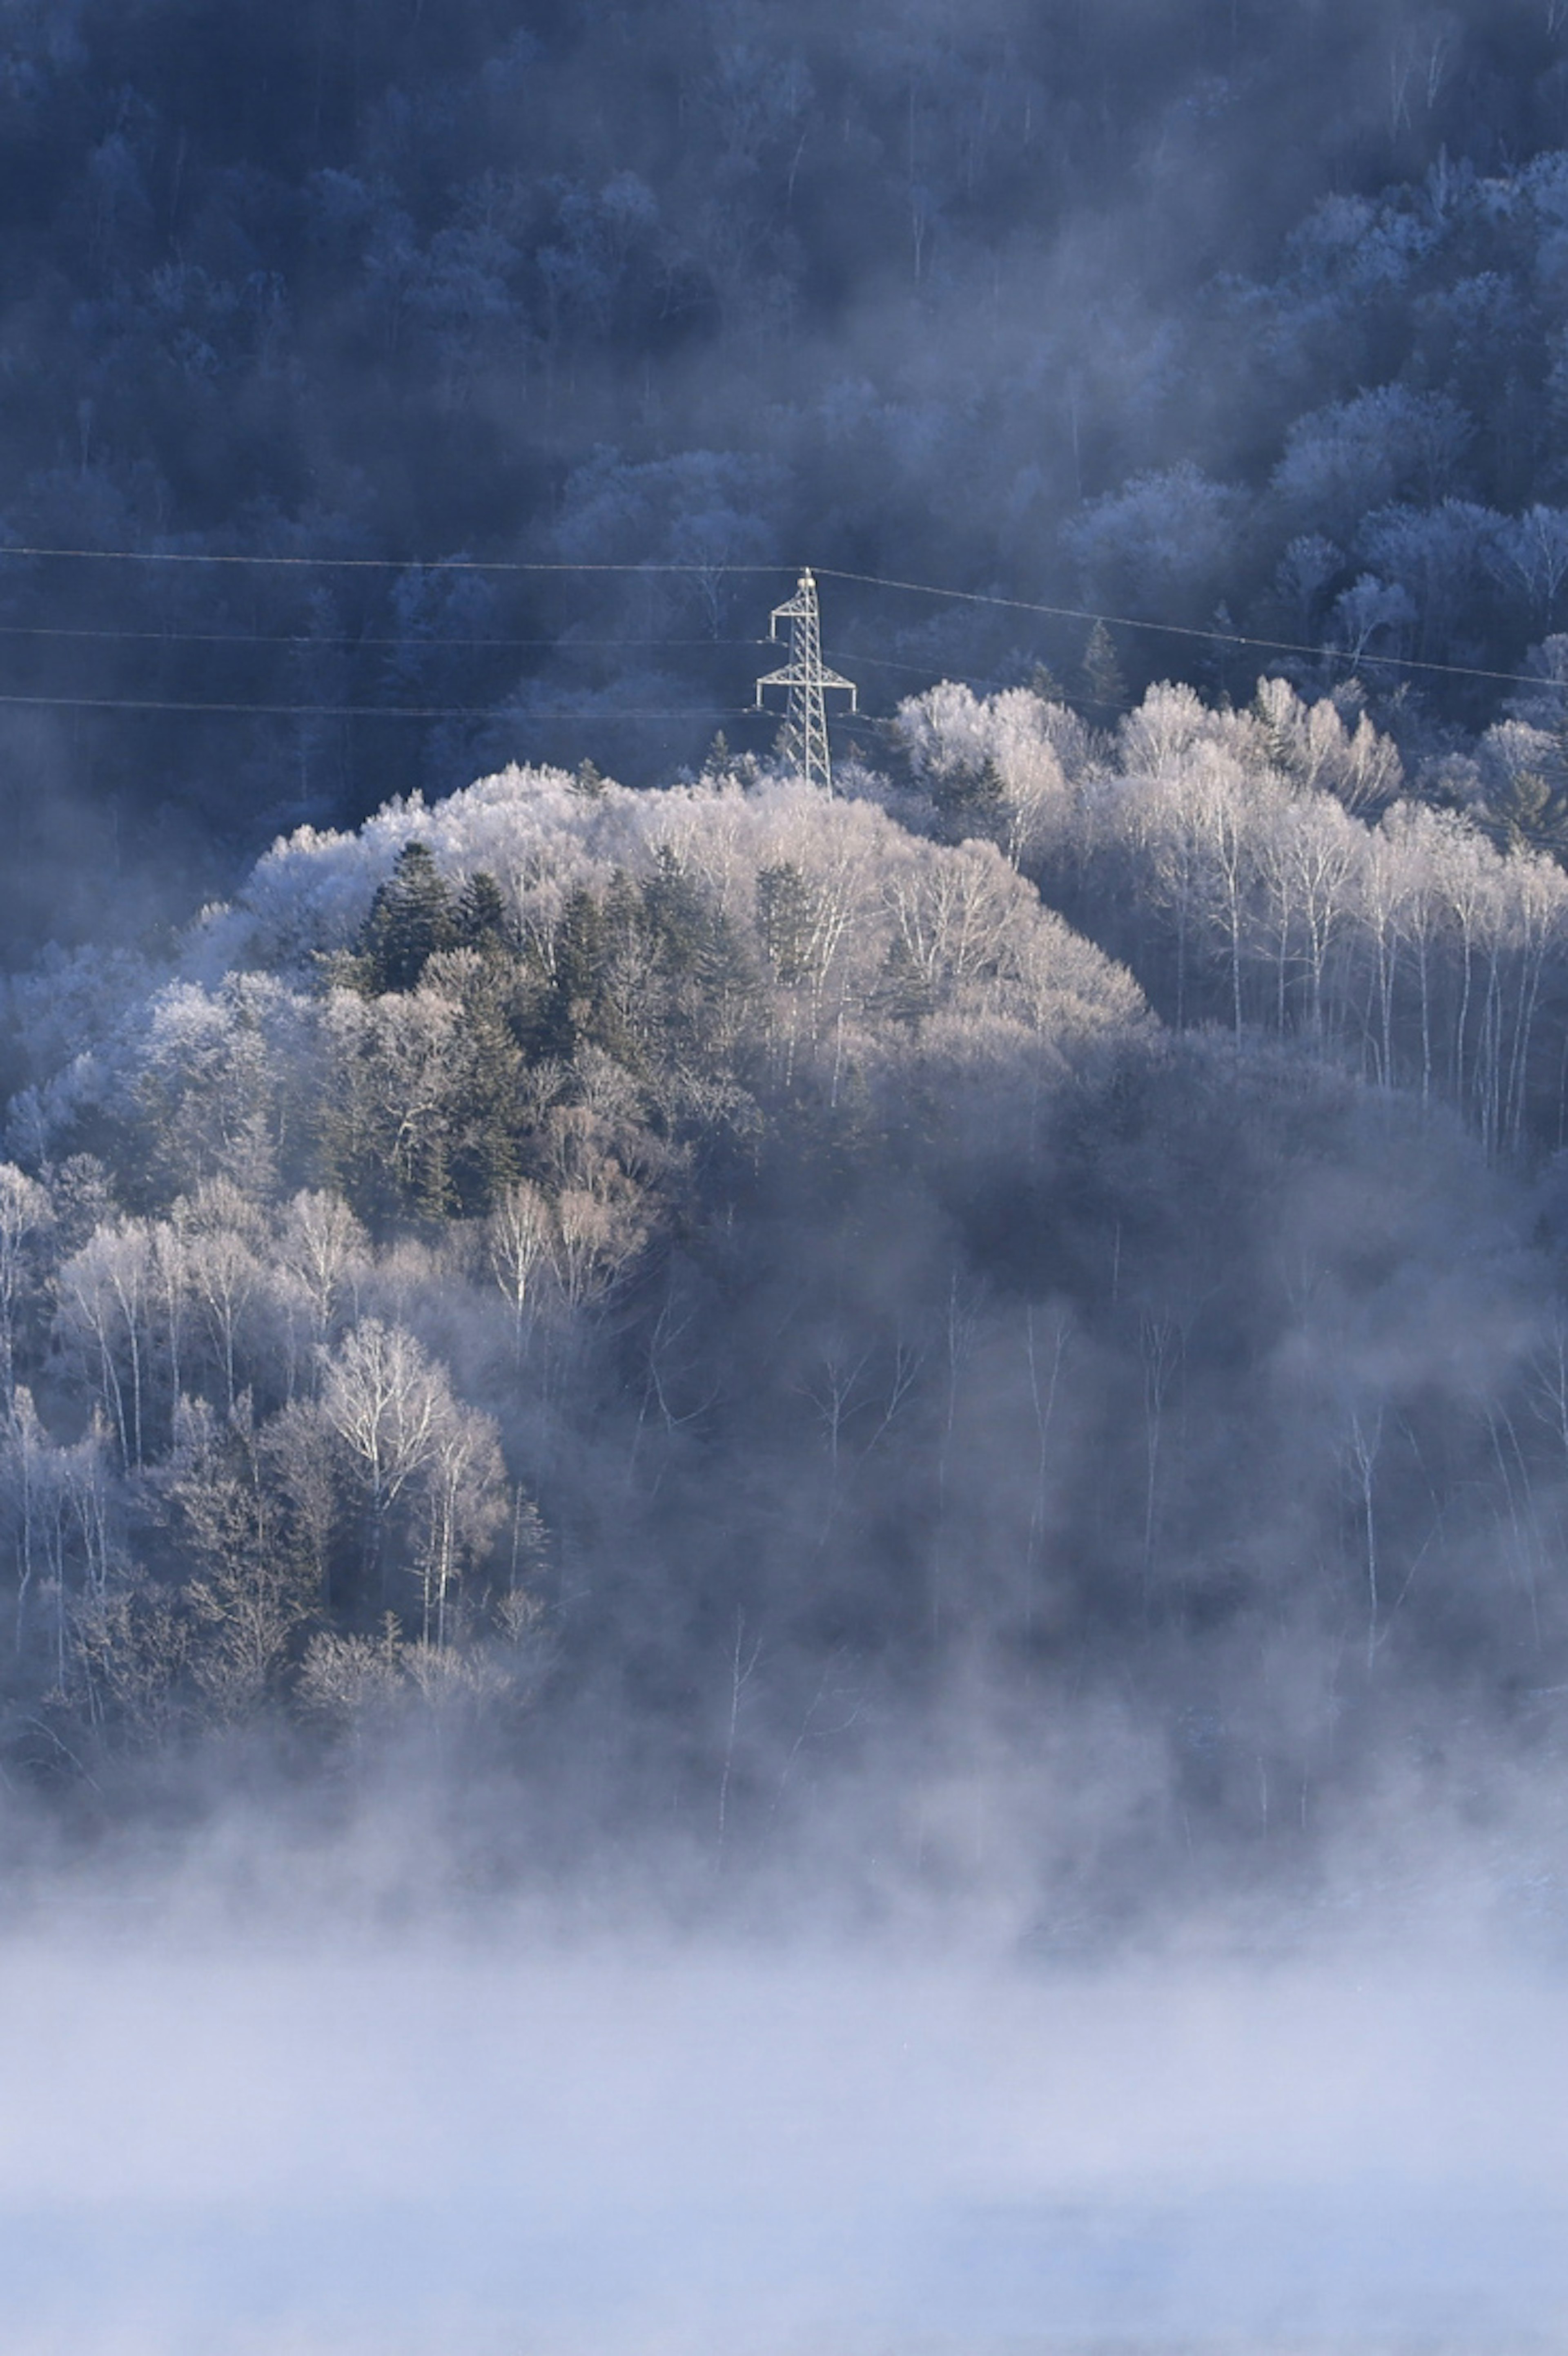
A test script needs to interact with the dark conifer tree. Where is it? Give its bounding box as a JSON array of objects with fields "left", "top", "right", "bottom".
[
  {"left": 359, "top": 842, "right": 458, "bottom": 994},
  {"left": 1483, "top": 763, "right": 1568, "bottom": 860},
  {"left": 933, "top": 758, "right": 1008, "bottom": 846},
  {"left": 539, "top": 886, "right": 608, "bottom": 1059},
  {"left": 455, "top": 870, "right": 513, "bottom": 956},
  {"left": 448, "top": 969, "right": 527, "bottom": 1216},
  {"left": 1081, "top": 622, "right": 1128, "bottom": 719},
  {"left": 757, "top": 861, "right": 817, "bottom": 984}
]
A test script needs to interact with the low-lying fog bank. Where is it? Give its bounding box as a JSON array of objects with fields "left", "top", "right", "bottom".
[{"left": 2, "top": 1854, "right": 1566, "bottom": 2355}]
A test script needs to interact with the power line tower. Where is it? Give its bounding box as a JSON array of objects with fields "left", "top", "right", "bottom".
[{"left": 755, "top": 568, "right": 856, "bottom": 793}]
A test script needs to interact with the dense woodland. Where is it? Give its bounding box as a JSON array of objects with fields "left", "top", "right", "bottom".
[
  {"left": 7, "top": 1, "right": 1568, "bottom": 952},
  {"left": 8, "top": 3, "right": 1568, "bottom": 1903},
  {"left": 2, "top": 688, "right": 1568, "bottom": 1902}
]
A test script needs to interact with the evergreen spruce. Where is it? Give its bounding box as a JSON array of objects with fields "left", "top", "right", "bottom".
[
  {"left": 1484, "top": 764, "right": 1568, "bottom": 860},
  {"left": 359, "top": 841, "right": 457, "bottom": 993},
  {"left": 1080, "top": 621, "right": 1127, "bottom": 718},
  {"left": 932, "top": 757, "right": 1008, "bottom": 846},
  {"left": 540, "top": 886, "right": 608, "bottom": 1058},
  {"left": 455, "top": 870, "right": 513, "bottom": 956},
  {"left": 757, "top": 861, "right": 819, "bottom": 984}
]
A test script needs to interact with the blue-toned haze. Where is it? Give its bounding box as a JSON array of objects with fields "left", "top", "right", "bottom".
[{"left": 2, "top": 4, "right": 1568, "bottom": 2350}]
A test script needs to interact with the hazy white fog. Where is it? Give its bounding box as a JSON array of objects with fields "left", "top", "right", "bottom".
[{"left": 1, "top": 1902, "right": 1566, "bottom": 2354}]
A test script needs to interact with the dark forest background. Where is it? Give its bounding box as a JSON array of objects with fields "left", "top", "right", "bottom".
[
  {"left": 6, "top": 2, "right": 1568, "bottom": 1921},
  {"left": 5, "top": 0, "right": 1568, "bottom": 946}
]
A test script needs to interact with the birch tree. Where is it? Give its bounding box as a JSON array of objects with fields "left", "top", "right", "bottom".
[
  {"left": 321, "top": 1319, "right": 451, "bottom": 1604},
  {"left": 0, "top": 1165, "right": 49, "bottom": 1411}
]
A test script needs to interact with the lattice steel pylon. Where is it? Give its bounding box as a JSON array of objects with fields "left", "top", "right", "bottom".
[{"left": 755, "top": 568, "right": 856, "bottom": 793}]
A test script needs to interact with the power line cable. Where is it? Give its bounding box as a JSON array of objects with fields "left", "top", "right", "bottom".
[
  {"left": 0, "top": 690, "right": 753, "bottom": 720},
  {"left": 0, "top": 545, "right": 789, "bottom": 574},
  {"left": 0, "top": 624, "right": 768, "bottom": 649},
  {"left": 814, "top": 565, "right": 1562, "bottom": 696},
  {"left": 826, "top": 646, "right": 1028, "bottom": 692},
  {"left": 0, "top": 539, "right": 1559, "bottom": 697}
]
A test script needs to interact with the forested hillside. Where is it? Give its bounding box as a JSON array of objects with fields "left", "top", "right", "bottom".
[
  {"left": 13, "top": 22, "right": 1568, "bottom": 2356},
  {"left": 7, "top": 0, "right": 1568, "bottom": 957},
  {"left": 4, "top": 692, "right": 1568, "bottom": 1908},
  {"left": 8, "top": 0, "right": 1568, "bottom": 1914}
]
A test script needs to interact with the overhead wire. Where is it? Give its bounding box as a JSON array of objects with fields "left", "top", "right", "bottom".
[
  {"left": 825, "top": 645, "right": 1029, "bottom": 694},
  {"left": 0, "top": 546, "right": 786, "bottom": 574},
  {"left": 0, "top": 542, "right": 1559, "bottom": 706},
  {"left": 813, "top": 564, "right": 1561, "bottom": 696},
  {"left": 0, "top": 691, "right": 753, "bottom": 721},
  {"left": 0, "top": 623, "right": 770, "bottom": 649}
]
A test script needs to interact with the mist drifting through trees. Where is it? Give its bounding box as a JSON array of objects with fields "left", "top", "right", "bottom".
[{"left": 7, "top": 2, "right": 1568, "bottom": 2349}]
